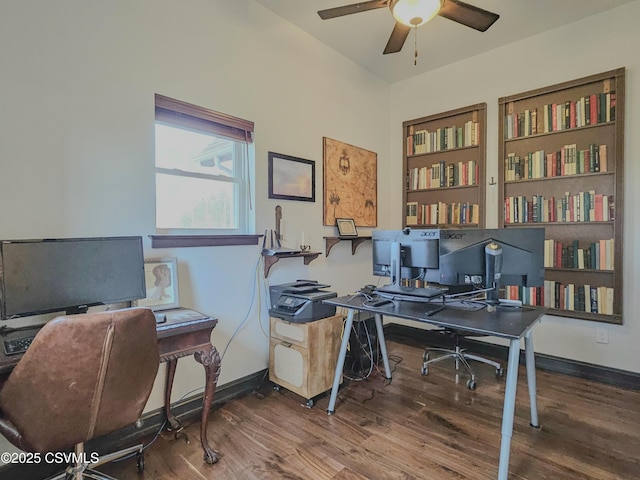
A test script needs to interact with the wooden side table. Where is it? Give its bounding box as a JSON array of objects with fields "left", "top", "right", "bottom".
[{"left": 154, "top": 308, "right": 221, "bottom": 464}]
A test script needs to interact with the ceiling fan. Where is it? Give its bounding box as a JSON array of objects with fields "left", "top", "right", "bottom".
[{"left": 318, "top": 0, "right": 500, "bottom": 55}]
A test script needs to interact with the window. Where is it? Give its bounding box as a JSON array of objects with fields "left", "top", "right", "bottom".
[{"left": 154, "top": 94, "right": 254, "bottom": 234}]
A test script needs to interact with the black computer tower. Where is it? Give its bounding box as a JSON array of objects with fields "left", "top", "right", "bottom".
[{"left": 344, "top": 313, "right": 379, "bottom": 378}]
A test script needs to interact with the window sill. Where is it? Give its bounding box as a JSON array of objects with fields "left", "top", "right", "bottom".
[{"left": 149, "top": 234, "right": 262, "bottom": 248}]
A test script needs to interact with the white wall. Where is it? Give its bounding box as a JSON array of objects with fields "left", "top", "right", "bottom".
[
  {"left": 390, "top": 1, "right": 640, "bottom": 373},
  {"left": 0, "top": 0, "right": 390, "bottom": 413}
]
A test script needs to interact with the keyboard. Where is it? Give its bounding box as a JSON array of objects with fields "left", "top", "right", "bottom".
[{"left": 3, "top": 335, "right": 36, "bottom": 355}]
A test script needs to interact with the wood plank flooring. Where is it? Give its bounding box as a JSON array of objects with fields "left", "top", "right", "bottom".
[{"left": 99, "top": 340, "right": 640, "bottom": 479}]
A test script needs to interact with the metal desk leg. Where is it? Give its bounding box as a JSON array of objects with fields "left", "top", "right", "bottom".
[
  {"left": 524, "top": 331, "right": 540, "bottom": 428},
  {"left": 373, "top": 313, "right": 392, "bottom": 379},
  {"left": 498, "top": 338, "right": 521, "bottom": 480},
  {"left": 327, "top": 308, "right": 354, "bottom": 415}
]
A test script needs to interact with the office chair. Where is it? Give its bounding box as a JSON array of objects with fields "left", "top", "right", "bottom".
[
  {"left": 0, "top": 308, "right": 159, "bottom": 479},
  {"left": 420, "top": 329, "right": 503, "bottom": 390}
]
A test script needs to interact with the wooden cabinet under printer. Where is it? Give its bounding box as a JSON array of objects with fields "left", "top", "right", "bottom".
[{"left": 269, "top": 314, "right": 343, "bottom": 407}]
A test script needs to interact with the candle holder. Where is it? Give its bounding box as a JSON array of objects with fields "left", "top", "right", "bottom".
[{"left": 299, "top": 245, "right": 311, "bottom": 252}]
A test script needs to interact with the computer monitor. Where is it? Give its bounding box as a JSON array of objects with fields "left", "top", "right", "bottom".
[
  {"left": 373, "top": 227, "right": 545, "bottom": 305},
  {"left": 372, "top": 228, "right": 440, "bottom": 284},
  {"left": 0, "top": 236, "right": 146, "bottom": 320},
  {"left": 429, "top": 228, "right": 545, "bottom": 303}
]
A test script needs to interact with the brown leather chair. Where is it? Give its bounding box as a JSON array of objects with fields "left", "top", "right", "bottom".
[{"left": 0, "top": 308, "right": 159, "bottom": 479}]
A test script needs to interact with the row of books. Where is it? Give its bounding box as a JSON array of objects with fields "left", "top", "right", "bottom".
[
  {"left": 406, "top": 121, "right": 479, "bottom": 155},
  {"left": 504, "top": 91, "right": 616, "bottom": 139},
  {"left": 543, "top": 238, "right": 614, "bottom": 270},
  {"left": 406, "top": 201, "right": 480, "bottom": 226},
  {"left": 407, "top": 160, "right": 479, "bottom": 191},
  {"left": 504, "top": 143, "right": 607, "bottom": 181},
  {"left": 503, "top": 283, "right": 614, "bottom": 315},
  {"left": 504, "top": 191, "right": 614, "bottom": 224},
  {"left": 503, "top": 285, "right": 545, "bottom": 306}
]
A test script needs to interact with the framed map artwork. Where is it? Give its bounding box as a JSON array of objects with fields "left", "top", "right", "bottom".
[{"left": 322, "top": 137, "right": 377, "bottom": 227}]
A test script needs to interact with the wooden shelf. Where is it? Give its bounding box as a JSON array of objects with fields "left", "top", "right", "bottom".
[
  {"left": 404, "top": 223, "right": 479, "bottom": 229},
  {"left": 323, "top": 236, "right": 371, "bottom": 257},
  {"left": 262, "top": 251, "right": 321, "bottom": 277},
  {"left": 402, "top": 103, "right": 487, "bottom": 229},
  {"left": 407, "top": 144, "right": 479, "bottom": 157},
  {"left": 503, "top": 121, "right": 615, "bottom": 143},
  {"left": 498, "top": 68, "right": 625, "bottom": 324}
]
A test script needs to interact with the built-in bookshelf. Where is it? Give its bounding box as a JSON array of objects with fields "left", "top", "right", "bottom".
[
  {"left": 403, "top": 104, "right": 486, "bottom": 229},
  {"left": 498, "top": 68, "right": 625, "bottom": 324}
]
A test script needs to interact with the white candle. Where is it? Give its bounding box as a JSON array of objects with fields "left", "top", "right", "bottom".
[{"left": 301, "top": 231, "right": 305, "bottom": 246}]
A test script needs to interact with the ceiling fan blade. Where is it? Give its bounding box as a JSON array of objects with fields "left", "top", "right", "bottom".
[
  {"left": 383, "top": 21, "right": 411, "bottom": 54},
  {"left": 318, "top": 0, "right": 388, "bottom": 20},
  {"left": 438, "top": 0, "right": 499, "bottom": 32}
]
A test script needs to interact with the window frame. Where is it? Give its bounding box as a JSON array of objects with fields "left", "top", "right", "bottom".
[{"left": 153, "top": 94, "right": 257, "bottom": 246}]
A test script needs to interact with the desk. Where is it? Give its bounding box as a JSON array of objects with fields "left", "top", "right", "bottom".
[
  {"left": 324, "top": 295, "right": 546, "bottom": 480},
  {"left": 0, "top": 308, "right": 221, "bottom": 465}
]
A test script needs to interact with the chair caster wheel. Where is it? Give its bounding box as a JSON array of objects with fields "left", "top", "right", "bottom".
[
  {"left": 136, "top": 451, "right": 145, "bottom": 473},
  {"left": 305, "top": 399, "right": 314, "bottom": 408},
  {"left": 466, "top": 379, "right": 476, "bottom": 390},
  {"left": 273, "top": 385, "right": 281, "bottom": 392},
  {"left": 421, "top": 366, "right": 428, "bottom": 376},
  {"left": 496, "top": 368, "right": 504, "bottom": 378}
]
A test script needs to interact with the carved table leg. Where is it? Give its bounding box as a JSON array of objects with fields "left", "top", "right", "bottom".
[
  {"left": 164, "top": 359, "right": 189, "bottom": 444},
  {"left": 194, "top": 345, "right": 221, "bottom": 464}
]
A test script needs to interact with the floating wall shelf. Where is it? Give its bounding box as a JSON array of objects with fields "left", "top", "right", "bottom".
[
  {"left": 323, "top": 236, "right": 372, "bottom": 257},
  {"left": 262, "top": 251, "right": 321, "bottom": 277}
]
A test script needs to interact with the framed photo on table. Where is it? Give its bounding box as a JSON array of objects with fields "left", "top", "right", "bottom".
[
  {"left": 134, "top": 257, "right": 180, "bottom": 311},
  {"left": 336, "top": 218, "right": 358, "bottom": 237}
]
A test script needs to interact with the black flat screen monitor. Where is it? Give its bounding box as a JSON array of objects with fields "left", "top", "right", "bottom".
[
  {"left": 0, "top": 236, "right": 146, "bottom": 320},
  {"left": 372, "top": 228, "right": 440, "bottom": 282},
  {"left": 428, "top": 228, "right": 545, "bottom": 289}
]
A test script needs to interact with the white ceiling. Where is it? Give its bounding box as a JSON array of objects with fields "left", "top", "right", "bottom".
[{"left": 255, "top": 0, "right": 636, "bottom": 84}]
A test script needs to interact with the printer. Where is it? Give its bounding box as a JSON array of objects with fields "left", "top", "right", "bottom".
[{"left": 269, "top": 280, "right": 337, "bottom": 323}]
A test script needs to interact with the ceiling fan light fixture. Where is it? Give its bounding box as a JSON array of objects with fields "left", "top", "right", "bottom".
[{"left": 390, "top": 0, "right": 442, "bottom": 27}]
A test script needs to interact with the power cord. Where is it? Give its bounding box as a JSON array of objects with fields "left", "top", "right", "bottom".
[{"left": 220, "top": 253, "right": 263, "bottom": 360}]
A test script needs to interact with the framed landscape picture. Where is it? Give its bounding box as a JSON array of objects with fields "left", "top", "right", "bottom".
[{"left": 268, "top": 152, "right": 315, "bottom": 202}]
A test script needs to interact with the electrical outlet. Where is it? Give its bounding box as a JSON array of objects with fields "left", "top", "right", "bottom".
[{"left": 596, "top": 327, "right": 609, "bottom": 344}]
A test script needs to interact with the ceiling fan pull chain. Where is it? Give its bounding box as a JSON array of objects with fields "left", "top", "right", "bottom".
[{"left": 414, "top": 25, "right": 418, "bottom": 65}]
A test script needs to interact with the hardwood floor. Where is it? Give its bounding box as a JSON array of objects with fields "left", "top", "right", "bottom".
[{"left": 100, "top": 340, "right": 640, "bottom": 479}]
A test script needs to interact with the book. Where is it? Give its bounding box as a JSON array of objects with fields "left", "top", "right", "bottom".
[
  {"left": 605, "top": 288, "right": 614, "bottom": 315},
  {"left": 590, "top": 286, "right": 599, "bottom": 313},
  {"left": 584, "top": 285, "right": 591, "bottom": 313},
  {"left": 599, "top": 144, "right": 607, "bottom": 172},
  {"left": 610, "top": 91, "right": 616, "bottom": 121},
  {"left": 406, "top": 202, "right": 418, "bottom": 225}
]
